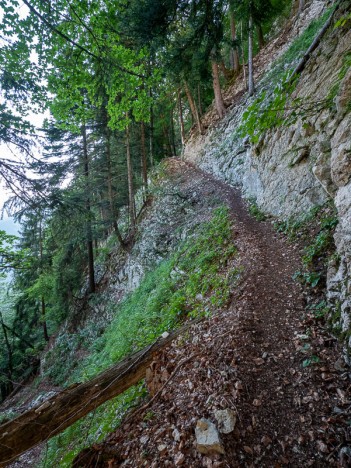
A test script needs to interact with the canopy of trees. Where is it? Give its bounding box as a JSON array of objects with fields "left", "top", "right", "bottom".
[{"left": 0, "top": 0, "right": 292, "bottom": 402}]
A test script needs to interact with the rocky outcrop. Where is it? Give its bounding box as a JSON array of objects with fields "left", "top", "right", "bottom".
[
  {"left": 184, "top": 1, "right": 351, "bottom": 355},
  {"left": 103, "top": 164, "right": 219, "bottom": 307}
]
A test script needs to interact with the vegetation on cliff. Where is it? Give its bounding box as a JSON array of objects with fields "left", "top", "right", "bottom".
[{"left": 0, "top": 0, "right": 350, "bottom": 466}]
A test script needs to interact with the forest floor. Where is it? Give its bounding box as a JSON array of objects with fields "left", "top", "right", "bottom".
[{"left": 72, "top": 159, "right": 351, "bottom": 467}]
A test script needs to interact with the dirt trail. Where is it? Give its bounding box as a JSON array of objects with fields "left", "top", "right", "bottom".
[{"left": 72, "top": 161, "right": 351, "bottom": 466}]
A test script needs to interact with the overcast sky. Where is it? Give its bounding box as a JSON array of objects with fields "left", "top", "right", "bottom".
[
  {"left": 0, "top": 2, "right": 47, "bottom": 231},
  {"left": 0, "top": 217, "right": 19, "bottom": 235},
  {"left": 0, "top": 109, "right": 47, "bottom": 233}
]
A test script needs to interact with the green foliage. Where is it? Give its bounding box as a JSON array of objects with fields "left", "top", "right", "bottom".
[
  {"left": 293, "top": 270, "right": 322, "bottom": 288},
  {"left": 248, "top": 199, "right": 267, "bottom": 221},
  {"left": 42, "top": 207, "right": 238, "bottom": 465},
  {"left": 26, "top": 273, "right": 55, "bottom": 303},
  {"left": 301, "top": 224, "right": 336, "bottom": 267},
  {"left": 279, "top": 8, "right": 334, "bottom": 66},
  {"left": 274, "top": 205, "right": 322, "bottom": 240},
  {"left": 276, "top": 204, "right": 338, "bottom": 289},
  {"left": 73, "top": 206, "right": 237, "bottom": 381},
  {"left": 327, "top": 52, "right": 351, "bottom": 110},
  {"left": 334, "top": 12, "right": 351, "bottom": 29},
  {"left": 239, "top": 8, "right": 335, "bottom": 143},
  {"left": 40, "top": 384, "right": 147, "bottom": 467},
  {"left": 240, "top": 74, "right": 300, "bottom": 144},
  {"left": 0, "top": 230, "right": 31, "bottom": 273},
  {"left": 308, "top": 300, "right": 330, "bottom": 320},
  {"left": 302, "top": 355, "right": 320, "bottom": 368}
]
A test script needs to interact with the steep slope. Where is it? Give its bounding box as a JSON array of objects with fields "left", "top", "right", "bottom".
[
  {"left": 1, "top": 2, "right": 350, "bottom": 466},
  {"left": 1, "top": 160, "right": 238, "bottom": 466},
  {"left": 75, "top": 161, "right": 350, "bottom": 467},
  {"left": 184, "top": 0, "right": 351, "bottom": 356}
]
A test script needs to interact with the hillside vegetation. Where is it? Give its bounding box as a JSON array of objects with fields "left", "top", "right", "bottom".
[{"left": 0, "top": 0, "right": 351, "bottom": 466}]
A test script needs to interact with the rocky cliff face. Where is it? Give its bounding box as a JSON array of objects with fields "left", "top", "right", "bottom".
[
  {"left": 184, "top": 0, "right": 351, "bottom": 356},
  {"left": 100, "top": 164, "right": 220, "bottom": 314}
]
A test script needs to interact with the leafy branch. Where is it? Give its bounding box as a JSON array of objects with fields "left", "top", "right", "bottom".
[
  {"left": 0, "top": 230, "right": 32, "bottom": 272},
  {"left": 239, "top": 73, "right": 333, "bottom": 144}
]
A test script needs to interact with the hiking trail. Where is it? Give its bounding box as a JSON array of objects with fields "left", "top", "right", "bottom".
[{"left": 74, "top": 159, "right": 350, "bottom": 467}]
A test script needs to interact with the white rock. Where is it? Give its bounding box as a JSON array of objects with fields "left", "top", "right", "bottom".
[
  {"left": 214, "top": 409, "right": 237, "bottom": 434},
  {"left": 140, "top": 435, "right": 149, "bottom": 445},
  {"left": 172, "top": 428, "right": 181, "bottom": 442},
  {"left": 195, "top": 418, "right": 225, "bottom": 455}
]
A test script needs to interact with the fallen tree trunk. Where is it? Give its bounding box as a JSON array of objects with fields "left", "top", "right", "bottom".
[
  {"left": 290, "top": 2, "right": 340, "bottom": 80},
  {"left": 0, "top": 322, "right": 197, "bottom": 466}
]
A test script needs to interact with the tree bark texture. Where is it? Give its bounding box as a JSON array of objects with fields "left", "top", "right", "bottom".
[
  {"left": 149, "top": 88, "right": 154, "bottom": 167},
  {"left": 257, "top": 24, "right": 265, "bottom": 49},
  {"left": 0, "top": 322, "right": 199, "bottom": 466},
  {"left": 184, "top": 81, "right": 203, "bottom": 135},
  {"left": 38, "top": 220, "right": 49, "bottom": 341},
  {"left": 241, "top": 21, "right": 247, "bottom": 89},
  {"left": 197, "top": 84, "right": 203, "bottom": 116},
  {"left": 211, "top": 61, "right": 226, "bottom": 119},
  {"left": 126, "top": 124, "right": 136, "bottom": 231},
  {"left": 178, "top": 90, "right": 186, "bottom": 149},
  {"left": 140, "top": 122, "right": 148, "bottom": 194},
  {"left": 81, "top": 124, "right": 95, "bottom": 294},
  {"left": 105, "top": 129, "right": 125, "bottom": 246},
  {"left": 41, "top": 298, "right": 49, "bottom": 342},
  {"left": 248, "top": 14, "right": 255, "bottom": 96},
  {"left": 291, "top": 5, "right": 339, "bottom": 80},
  {"left": 169, "top": 108, "right": 177, "bottom": 156},
  {"left": 219, "top": 61, "right": 231, "bottom": 81},
  {"left": 229, "top": 10, "right": 240, "bottom": 72}
]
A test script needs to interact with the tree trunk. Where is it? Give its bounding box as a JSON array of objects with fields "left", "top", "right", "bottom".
[
  {"left": 126, "top": 123, "right": 136, "bottom": 231},
  {"left": 257, "top": 24, "right": 265, "bottom": 50},
  {"left": 197, "top": 84, "right": 203, "bottom": 117},
  {"left": 41, "top": 298, "right": 49, "bottom": 342},
  {"left": 38, "top": 219, "right": 49, "bottom": 341},
  {"left": 219, "top": 61, "right": 231, "bottom": 81},
  {"left": 290, "top": 5, "right": 340, "bottom": 80},
  {"left": 241, "top": 21, "right": 247, "bottom": 89},
  {"left": 0, "top": 321, "right": 34, "bottom": 349},
  {"left": 248, "top": 14, "right": 255, "bottom": 97},
  {"left": 169, "top": 108, "right": 177, "bottom": 156},
  {"left": 0, "top": 321, "right": 199, "bottom": 466},
  {"left": 162, "top": 122, "right": 172, "bottom": 157},
  {"left": 105, "top": 129, "right": 125, "bottom": 246},
  {"left": 140, "top": 122, "right": 148, "bottom": 198},
  {"left": 211, "top": 60, "right": 226, "bottom": 119},
  {"left": 149, "top": 88, "right": 154, "bottom": 167},
  {"left": 178, "top": 89, "right": 186, "bottom": 150},
  {"left": 184, "top": 81, "right": 203, "bottom": 135},
  {"left": 81, "top": 123, "right": 95, "bottom": 294},
  {"left": 229, "top": 10, "right": 240, "bottom": 72},
  {"left": 0, "top": 313, "right": 13, "bottom": 393}
]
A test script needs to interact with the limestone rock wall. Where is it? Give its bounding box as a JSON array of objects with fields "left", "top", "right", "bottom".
[
  {"left": 183, "top": 2, "right": 351, "bottom": 354},
  {"left": 81, "top": 163, "right": 220, "bottom": 328}
]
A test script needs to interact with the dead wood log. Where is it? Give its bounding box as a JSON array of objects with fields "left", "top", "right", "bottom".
[
  {"left": 0, "top": 321, "right": 198, "bottom": 466},
  {"left": 290, "top": 3, "right": 340, "bottom": 80}
]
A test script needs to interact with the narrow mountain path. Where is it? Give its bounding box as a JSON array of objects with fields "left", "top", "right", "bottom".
[{"left": 75, "top": 159, "right": 349, "bottom": 467}]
